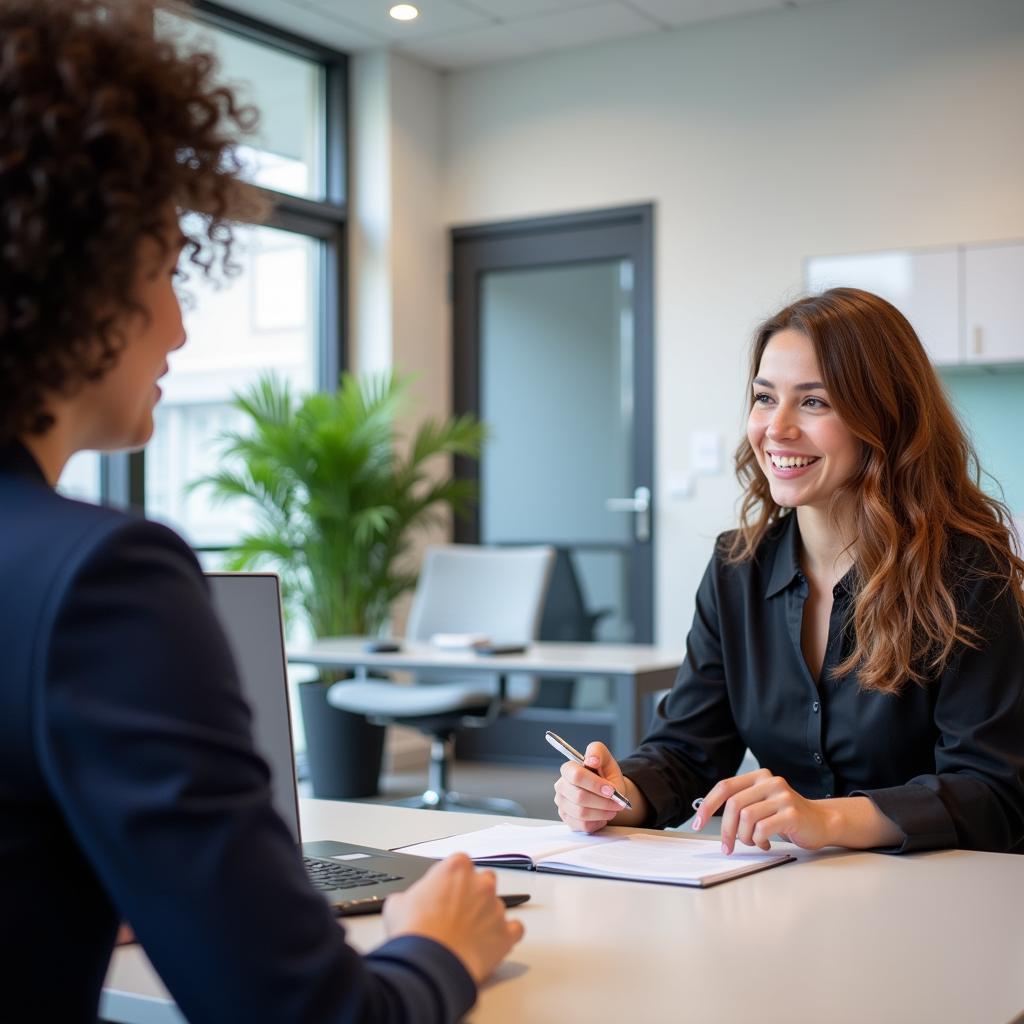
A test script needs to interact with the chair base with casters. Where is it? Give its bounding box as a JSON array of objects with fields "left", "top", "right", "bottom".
[
  {"left": 391, "top": 736, "right": 526, "bottom": 816},
  {"left": 326, "top": 676, "right": 529, "bottom": 816}
]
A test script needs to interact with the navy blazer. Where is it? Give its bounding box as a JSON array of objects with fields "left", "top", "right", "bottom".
[{"left": 0, "top": 443, "right": 475, "bottom": 1023}]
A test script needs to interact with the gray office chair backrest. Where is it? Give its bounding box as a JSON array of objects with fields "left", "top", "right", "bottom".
[
  {"left": 407, "top": 544, "right": 554, "bottom": 642},
  {"left": 406, "top": 544, "right": 555, "bottom": 702}
]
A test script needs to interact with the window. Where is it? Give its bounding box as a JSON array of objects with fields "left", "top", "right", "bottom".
[
  {"left": 146, "top": 224, "right": 321, "bottom": 546},
  {"left": 58, "top": 451, "right": 102, "bottom": 504},
  {"left": 157, "top": 9, "right": 327, "bottom": 201}
]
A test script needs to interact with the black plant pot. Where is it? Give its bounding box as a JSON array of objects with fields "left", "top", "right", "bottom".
[{"left": 298, "top": 680, "right": 385, "bottom": 799}]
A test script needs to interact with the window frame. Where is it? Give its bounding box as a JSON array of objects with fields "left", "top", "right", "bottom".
[{"left": 103, "top": 1, "right": 349, "bottom": 524}]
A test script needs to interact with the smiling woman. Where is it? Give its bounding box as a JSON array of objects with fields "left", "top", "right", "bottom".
[
  {"left": 553, "top": 287, "right": 1024, "bottom": 860},
  {"left": 746, "top": 328, "right": 862, "bottom": 517},
  {"left": 730, "top": 288, "right": 1024, "bottom": 695}
]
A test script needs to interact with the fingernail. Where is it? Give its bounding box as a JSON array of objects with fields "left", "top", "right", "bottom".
[
  {"left": 721, "top": 842, "right": 730, "bottom": 855},
  {"left": 691, "top": 817, "right": 702, "bottom": 830},
  {"left": 601, "top": 785, "right": 613, "bottom": 797}
]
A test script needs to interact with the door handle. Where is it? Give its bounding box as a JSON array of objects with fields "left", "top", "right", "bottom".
[{"left": 605, "top": 486, "right": 651, "bottom": 542}]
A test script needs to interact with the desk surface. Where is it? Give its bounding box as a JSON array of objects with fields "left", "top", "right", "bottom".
[
  {"left": 103, "top": 799, "right": 1024, "bottom": 1024},
  {"left": 285, "top": 639, "right": 685, "bottom": 677}
]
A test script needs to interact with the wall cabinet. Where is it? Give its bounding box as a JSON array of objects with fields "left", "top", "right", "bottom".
[
  {"left": 805, "top": 241, "right": 1024, "bottom": 367},
  {"left": 963, "top": 242, "right": 1024, "bottom": 364}
]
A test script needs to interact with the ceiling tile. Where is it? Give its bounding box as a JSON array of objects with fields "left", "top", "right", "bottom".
[
  {"left": 303, "top": 0, "right": 494, "bottom": 41},
  {"left": 512, "top": 3, "right": 661, "bottom": 50},
  {"left": 458, "top": 0, "right": 610, "bottom": 19},
  {"left": 372, "top": 3, "right": 660, "bottom": 69},
  {"left": 395, "top": 21, "right": 543, "bottom": 69},
  {"left": 627, "top": 0, "right": 832, "bottom": 29}
]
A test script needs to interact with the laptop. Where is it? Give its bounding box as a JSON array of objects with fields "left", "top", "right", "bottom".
[{"left": 204, "top": 571, "right": 436, "bottom": 916}]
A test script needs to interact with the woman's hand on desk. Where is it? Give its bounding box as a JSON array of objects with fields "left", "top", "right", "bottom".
[
  {"left": 382, "top": 853, "right": 523, "bottom": 984},
  {"left": 692, "top": 768, "right": 901, "bottom": 853},
  {"left": 553, "top": 741, "right": 648, "bottom": 832}
]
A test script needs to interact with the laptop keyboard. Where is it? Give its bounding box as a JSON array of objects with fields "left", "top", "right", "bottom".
[{"left": 303, "top": 856, "right": 403, "bottom": 892}]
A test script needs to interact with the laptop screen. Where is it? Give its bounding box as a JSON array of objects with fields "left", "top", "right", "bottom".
[{"left": 205, "top": 572, "right": 301, "bottom": 842}]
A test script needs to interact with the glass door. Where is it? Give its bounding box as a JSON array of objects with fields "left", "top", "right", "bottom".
[{"left": 479, "top": 259, "right": 639, "bottom": 646}]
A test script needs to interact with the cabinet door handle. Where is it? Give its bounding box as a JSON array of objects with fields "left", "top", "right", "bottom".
[{"left": 972, "top": 325, "right": 983, "bottom": 355}]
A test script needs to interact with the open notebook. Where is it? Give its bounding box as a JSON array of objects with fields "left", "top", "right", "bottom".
[{"left": 397, "top": 823, "right": 794, "bottom": 889}]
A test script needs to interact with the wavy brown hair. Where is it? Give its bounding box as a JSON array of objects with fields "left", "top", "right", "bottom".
[
  {"left": 727, "top": 287, "right": 1024, "bottom": 693},
  {"left": 0, "top": 0, "right": 260, "bottom": 443}
]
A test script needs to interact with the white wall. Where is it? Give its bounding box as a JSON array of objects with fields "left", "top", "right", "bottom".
[
  {"left": 349, "top": 50, "right": 448, "bottom": 415},
  {"left": 438, "top": 0, "right": 1024, "bottom": 641}
]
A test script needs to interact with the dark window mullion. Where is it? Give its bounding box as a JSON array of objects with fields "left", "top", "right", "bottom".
[
  {"left": 325, "top": 57, "right": 348, "bottom": 206},
  {"left": 101, "top": 450, "right": 144, "bottom": 512},
  {"left": 264, "top": 191, "right": 346, "bottom": 235},
  {"left": 321, "top": 222, "right": 346, "bottom": 389}
]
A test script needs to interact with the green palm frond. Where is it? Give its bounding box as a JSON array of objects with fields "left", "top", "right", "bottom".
[
  {"left": 234, "top": 373, "right": 294, "bottom": 428},
  {"left": 221, "top": 532, "right": 297, "bottom": 569},
  {"left": 190, "top": 370, "right": 484, "bottom": 638},
  {"left": 409, "top": 414, "right": 488, "bottom": 468}
]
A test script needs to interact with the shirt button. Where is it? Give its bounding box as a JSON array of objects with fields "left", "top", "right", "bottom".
[
  {"left": 812, "top": 701, "right": 820, "bottom": 713},
  {"left": 813, "top": 753, "right": 823, "bottom": 764}
]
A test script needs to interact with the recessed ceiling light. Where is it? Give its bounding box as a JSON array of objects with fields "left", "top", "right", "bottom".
[{"left": 389, "top": 4, "right": 419, "bottom": 21}]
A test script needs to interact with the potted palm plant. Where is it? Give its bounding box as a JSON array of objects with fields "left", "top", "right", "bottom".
[{"left": 193, "top": 371, "right": 485, "bottom": 798}]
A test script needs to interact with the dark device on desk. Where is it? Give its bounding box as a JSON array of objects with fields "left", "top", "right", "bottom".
[
  {"left": 474, "top": 642, "right": 527, "bottom": 656},
  {"left": 206, "top": 572, "right": 528, "bottom": 916},
  {"left": 364, "top": 639, "right": 402, "bottom": 653}
]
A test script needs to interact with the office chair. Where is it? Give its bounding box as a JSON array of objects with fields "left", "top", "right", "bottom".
[
  {"left": 534, "top": 546, "right": 612, "bottom": 708},
  {"left": 326, "top": 544, "right": 554, "bottom": 815}
]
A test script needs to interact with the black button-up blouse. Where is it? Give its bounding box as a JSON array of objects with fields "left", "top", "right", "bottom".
[{"left": 619, "top": 513, "right": 1024, "bottom": 854}]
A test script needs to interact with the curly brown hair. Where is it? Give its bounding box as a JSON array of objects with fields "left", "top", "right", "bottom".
[
  {"left": 0, "top": 0, "right": 260, "bottom": 442},
  {"left": 727, "top": 288, "right": 1024, "bottom": 694}
]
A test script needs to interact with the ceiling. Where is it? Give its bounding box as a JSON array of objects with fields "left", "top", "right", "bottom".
[{"left": 213, "top": 0, "right": 839, "bottom": 70}]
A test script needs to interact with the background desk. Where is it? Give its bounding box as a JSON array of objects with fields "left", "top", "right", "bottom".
[
  {"left": 286, "top": 640, "right": 684, "bottom": 761},
  {"left": 102, "top": 799, "right": 1024, "bottom": 1024}
]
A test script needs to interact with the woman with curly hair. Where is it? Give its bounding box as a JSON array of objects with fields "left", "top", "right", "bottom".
[
  {"left": 555, "top": 288, "right": 1024, "bottom": 856},
  {"left": 0, "top": 2, "right": 520, "bottom": 1021}
]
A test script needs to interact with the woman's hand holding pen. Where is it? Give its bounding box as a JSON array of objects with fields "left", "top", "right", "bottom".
[
  {"left": 691, "top": 768, "right": 836, "bottom": 853},
  {"left": 553, "top": 741, "right": 647, "bottom": 832}
]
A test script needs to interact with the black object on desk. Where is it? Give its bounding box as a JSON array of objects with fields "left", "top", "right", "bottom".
[
  {"left": 474, "top": 643, "right": 527, "bottom": 656},
  {"left": 363, "top": 639, "right": 402, "bottom": 653},
  {"left": 332, "top": 891, "right": 531, "bottom": 917}
]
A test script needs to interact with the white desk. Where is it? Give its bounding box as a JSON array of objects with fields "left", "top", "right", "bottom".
[
  {"left": 286, "top": 640, "right": 684, "bottom": 757},
  {"left": 102, "top": 799, "right": 1024, "bottom": 1024}
]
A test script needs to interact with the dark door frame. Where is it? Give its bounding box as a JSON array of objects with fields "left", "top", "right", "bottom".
[{"left": 450, "top": 203, "right": 656, "bottom": 643}]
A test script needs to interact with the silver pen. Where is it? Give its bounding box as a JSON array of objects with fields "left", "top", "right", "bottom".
[{"left": 545, "top": 730, "right": 633, "bottom": 810}]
